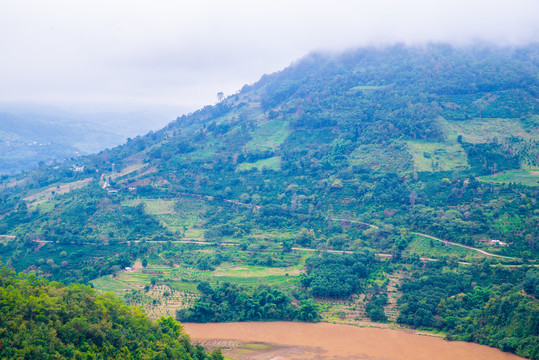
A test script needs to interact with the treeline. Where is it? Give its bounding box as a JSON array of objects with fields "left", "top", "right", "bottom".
[
  {"left": 176, "top": 282, "right": 319, "bottom": 322},
  {"left": 397, "top": 262, "right": 539, "bottom": 359},
  {"left": 0, "top": 265, "right": 222, "bottom": 360}
]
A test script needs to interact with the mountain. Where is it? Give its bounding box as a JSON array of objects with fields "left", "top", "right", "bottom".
[
  {"left": 1, "top": 43, "right": 538, "bottom": 278},
  {"left": 0, "top": 41, "right": 539, "bottom": 272},
  {"left": 0, "top": 42, "right": 538, "bottom": 359}
]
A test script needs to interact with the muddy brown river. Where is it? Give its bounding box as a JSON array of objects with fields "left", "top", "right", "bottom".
[{"left": 184, "top": 322, "right": 526, "bottom": 360}]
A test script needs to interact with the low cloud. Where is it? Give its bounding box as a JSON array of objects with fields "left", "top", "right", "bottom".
[{"left": 1, "top": 0, "right": 538, "bottom": 114}]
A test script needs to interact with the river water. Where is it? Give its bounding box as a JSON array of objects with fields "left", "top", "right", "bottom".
[{"left": 184, "top": 322, "right": 525, "bottom": 360}]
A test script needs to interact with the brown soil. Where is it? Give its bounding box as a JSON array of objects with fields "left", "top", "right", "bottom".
[{"left": 184, "top": 322, "right": 525, "bottom": 360}]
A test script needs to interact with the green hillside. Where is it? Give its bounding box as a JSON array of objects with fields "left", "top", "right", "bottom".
[{"left": 0, "top": 43, "right": 538, "bottom": 358}]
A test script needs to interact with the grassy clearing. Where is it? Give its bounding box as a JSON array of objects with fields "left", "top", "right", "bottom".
[
  {"left": 440, "top": 117, "right": 539, "bottom": 143},
  {"left": 237, "top": 156, "right": 281, "bottom": 172},
  {"left": 213, "top": 263, "right": 304, "bottom": 278},
  {"left": 406, "top": 141, "right": 468, "bottom": 172},
  {"left": 245, "top": 120, "right": 290, "bottom": 151},
  {"left": 123, "top": 196, "right": 208, "bottom": 235},
  {"left": 184, "top": 228, "right": 205, "bottom": 239},
  {"left": 124, "top": 198, "right": 175, "bottom": 214},
  {"left": 211, "top": 263, "right": 303, "bottom": 289},
  {"left": 212, "top": 275, "right": 299, "bottom": 288},
  {"left": 406, "top": 234, "right": 481, "bottom": 260},
  {"left": 188, "top": 137, "right": 220, "bottom": 160},
  {"left": 91, "top": 274, "right": 133, "bottom": 293},
  {"left": 24, "top": 178, "right": 93, "bottom": 203},
  {"left": 479, "top": 168, "right": 539, "bottom": 187}
]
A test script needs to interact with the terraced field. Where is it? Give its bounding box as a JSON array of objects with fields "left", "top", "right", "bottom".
[{"left": 91, "top": 261, "right": 304, "bottom": 319}]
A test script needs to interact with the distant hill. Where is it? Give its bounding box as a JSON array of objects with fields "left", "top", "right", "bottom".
[{"left": 0, "top": 107, "right": 177, "bottom": 174}]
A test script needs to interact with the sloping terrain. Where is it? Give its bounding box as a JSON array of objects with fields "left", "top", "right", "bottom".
[{"left": 1, "top": 44, "right": 538, "bottom": 284}]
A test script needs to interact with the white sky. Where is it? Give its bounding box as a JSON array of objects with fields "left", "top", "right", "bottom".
[{"left": 1, "top": 0, "right": 538, "bottom": 115}]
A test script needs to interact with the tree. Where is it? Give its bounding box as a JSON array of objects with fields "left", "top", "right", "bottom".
[
  {"left": 298, "top": 299, "right": 320, "bottom": 321},
  {"left": 216, "top": 92, "right": 224, "bottom": 103}
]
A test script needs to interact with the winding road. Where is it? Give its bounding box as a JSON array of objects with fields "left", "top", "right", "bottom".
[{"left": 331, "top": 217, "right": 520, "bottom": 261}]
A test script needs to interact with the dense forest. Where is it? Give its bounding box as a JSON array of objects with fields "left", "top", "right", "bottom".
[
  {"left": 300, "top": 252, "right": 376, "bottom": 298},
  {"left": 0, "top": 43, "right": 538, "bottom": 358},
  {"left": 397, "top": 263, "right": 539, "bottom": 359},
  {"left": 176, "top": 281, "right": 319, "bottom": 323},
  {"left": 0, "top": 265, "right": 222, "bottom": 359}
]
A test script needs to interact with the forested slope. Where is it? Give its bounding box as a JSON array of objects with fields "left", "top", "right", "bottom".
[
  {"left": 1, "top": 44, "right": 537, "bottom": 283},
  {"left": 397, "top": 263, "right": 539, "bottom": 359},
  {"left": 0, "top": 265, "right": 222, "bottom": 359}
]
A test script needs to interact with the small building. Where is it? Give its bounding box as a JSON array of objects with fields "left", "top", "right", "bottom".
[
  {"left": 124, "top": 267, "right": 132, "bottom": 272},
  {"left": 477, "top": 238, "right": 508, "bottom": 246}
]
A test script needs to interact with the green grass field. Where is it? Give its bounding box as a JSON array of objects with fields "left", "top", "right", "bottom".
[
  {"left": 123, "top": 198, "right": 176, "bottom": 214},
  {"left": 406, "top": 141, "right": 468, "bottom": 172},
  {"left": 123, "top": 196, "right": 208, "bottom": 235},
  {"left": 237, "top": 156, "right": 281, "bottom": 172},
  {"left": 440, "top": 117, "right": 539, "bottom": 143},
  {"left": 406, "top": 234, "right": 480, "bottom": 260},
  {"left": 245, "top": 120, "right": 290, "bottom": 151},
  {"left": 91, "top": 275, "right": 133, "bottom": 293},
  {"left": 349, "top": 143, "right": 413, "bottom": 174},
  {"left": 479, "top": 169, "right": 539, "bottom": 187}
]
